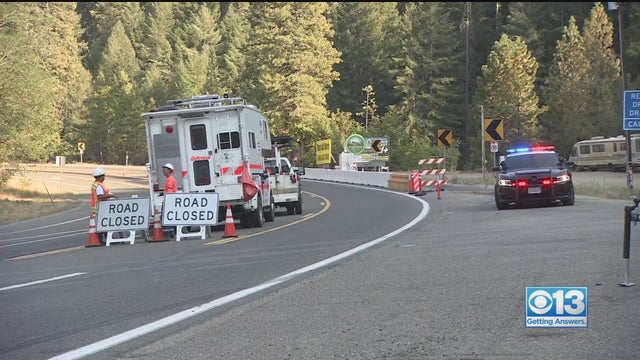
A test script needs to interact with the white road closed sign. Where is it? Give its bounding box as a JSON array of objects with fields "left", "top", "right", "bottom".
[
  {"left": 162, "top": 193, "right": 219, "bottom": 226},
  {"left": 96, "top": 198, "right": 150, "bottom": 232}
]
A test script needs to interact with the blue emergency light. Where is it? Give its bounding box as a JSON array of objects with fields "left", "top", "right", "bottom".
[{"left": 506, "top": 145, "right": 554, "bottom": 154}]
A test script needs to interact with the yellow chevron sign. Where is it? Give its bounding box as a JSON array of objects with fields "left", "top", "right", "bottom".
[
  {"left": 437, "top": 129, "right": 452, "bottom": 147},
  {"left": 484, "top": 118, "right": 504, "bottom": 141}
]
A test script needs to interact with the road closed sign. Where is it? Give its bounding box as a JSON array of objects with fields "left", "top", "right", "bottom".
[
  {"left": 96, "top": 198, "right": 150, "bottom": 232},
  {"left": 162, "top": 193, "right": 219, "bottom": 226}
]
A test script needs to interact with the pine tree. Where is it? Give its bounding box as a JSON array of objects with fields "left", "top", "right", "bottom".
[
  {"left": 391, "top": 3, "right": 460, "bottom": 143},
  {"left": 475, "top": 34, "right": 546, "bottom": 147},
  {"left": 522, "top": 2, "right": 593, "bottom": 83},
  {"left": 327, "top": 2, "right": 402, "bottom": 118},
  {"left": 541, "top": 16, "right": 592, "bottom": 157},
  {"left": 625, "top": 3, "right": 640, "bottom": 88},
  {"left": 244, "top": 2, "right": 340, "bottom": 159},
  {"left": 172, "top": 2, "right": 221, "bottom": 95},
  {"left": 582, "top": 2, "right": 620, "bottom": 138},
  {"left": 0, "top": 3, "right": 59, "bottom": 167},
  {"left": 356, "top": 84, "right": 378, "bottom": 133},
  {"left": 217, "top": 2, "right": 251, "bottom": 95},
  {"left": 173, "top": 47, "right": 209, "bottom": 96},
  {"left": 502, "top": 2, "right": 545, "bottom": 89},
  {"left": 80, "top": 2, "right": 144, "bottom": 76},
  {"left": 26, "top": 2, "right": 92, "bottom": 157},
  {"left": 139, "top": 2, "right": 175, "bottom": 109},
  {"left": 88, "top": 20, "right": 144, "bottom": 164}
]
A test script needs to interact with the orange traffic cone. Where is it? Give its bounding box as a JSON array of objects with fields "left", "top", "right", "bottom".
[
  {"left": 86, "top": 213, "right": 104, "bottom": 247},
  {"left": 151, "top": 208, "right": 168, "bottom": 242},
  {"left": 223, "top": 205, "right": 238, "bottom": 238}
]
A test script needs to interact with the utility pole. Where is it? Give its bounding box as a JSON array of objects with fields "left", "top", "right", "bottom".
[
  {"left": 481, "top": 105, "right": 486, "bottom": 180},
  {"left": 608, "top": 2, "right": 632, "bottom": 192},
  {"left": 463, "top": 2, "right": 471, "bottom": 169}
]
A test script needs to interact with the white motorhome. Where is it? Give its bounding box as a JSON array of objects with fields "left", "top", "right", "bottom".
[
  {"left": 141, "top": 94, "right": 275, "bottom": 229},
  {"left": 568, "top": 135, "right": 640, "bottom": 172}
]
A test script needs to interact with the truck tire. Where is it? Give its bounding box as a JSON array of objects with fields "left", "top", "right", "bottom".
[
  {"left": 250, "top": 195, "right": 265, "bottom": 228},
  {"left": 294, "top": 198, "right": 302, "bottom": 215},
  {"left": 265, "top": 195, "right": 275, "bottom": 222},
  {"left": 240, "top": 214, "right": 251, "bottom": 228}
]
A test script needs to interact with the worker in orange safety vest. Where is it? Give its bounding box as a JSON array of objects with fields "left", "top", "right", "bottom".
[{"left": 91, "top": 167, "right": 117, "bottom": 243}]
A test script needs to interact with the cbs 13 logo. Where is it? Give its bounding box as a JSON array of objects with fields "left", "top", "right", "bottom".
[{"left": 526, "top": 287, "right": 587, "bottom": 316}]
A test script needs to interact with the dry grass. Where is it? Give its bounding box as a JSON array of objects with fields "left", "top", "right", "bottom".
[{"left": 0, "top": 186, "right": 84, "bottom": 226}]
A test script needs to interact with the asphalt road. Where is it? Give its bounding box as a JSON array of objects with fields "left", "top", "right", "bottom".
[
  {"left": 93, "top": 184, "right": 640, "bottom": 360},
  {"left": 95, "top": 184, "right": 640, "bottom": 360},
  {"left": 2, "top": 169, "right": 639, "bottom": 360},
  {"left": 1, "top": 179, "right": 423, "bottom": 360}
]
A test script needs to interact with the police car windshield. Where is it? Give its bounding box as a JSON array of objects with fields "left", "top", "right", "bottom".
[{"left": 504, "top": 152, "right": 560, "bottom": 170}]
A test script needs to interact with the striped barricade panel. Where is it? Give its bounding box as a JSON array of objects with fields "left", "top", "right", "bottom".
[
  {"left": 417, "top": 168, "right": 446, "bottom": 176},
  {"left": 418, "top": 157, "right": 445, "bottom": 166},
  {"left": 421, "top": 179, "right": 447, "bottom": 187}
]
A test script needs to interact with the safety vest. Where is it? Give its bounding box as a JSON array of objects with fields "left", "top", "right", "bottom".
[
  {"left": 164, "top": 174, "right": 178, "bottom": 193},
  {"left": 90, "top": 180, "right": 110, "bottom": 213}
]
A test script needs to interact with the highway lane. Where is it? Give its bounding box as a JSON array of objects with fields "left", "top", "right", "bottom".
[
  {"left": 0, "top": 180, "right": 426, "bottom": 360},
  {"left": 90, "top": 185, "right": 639, "bottom": 360}
]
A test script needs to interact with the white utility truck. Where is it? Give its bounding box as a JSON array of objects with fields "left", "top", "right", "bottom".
[
  {"left": 264, "top": 136, "right": 304, "bottom": 215},
  {"left": 141, "top": 94, "right": 275, "bottom": 230}
]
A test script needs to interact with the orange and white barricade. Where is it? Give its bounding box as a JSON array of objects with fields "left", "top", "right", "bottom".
[{"left": 411, "top": 158, "right": 447, "bottom": 198}]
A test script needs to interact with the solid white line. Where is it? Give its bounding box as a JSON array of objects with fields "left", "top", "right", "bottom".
[
  {"left": 0, "top": 217, "right": 88, "bottom": 236},
  {"left": 0, "top": 272, "right": 86, "bottom": 292},
  {"left": 0, "top": 230, "right": 88, "bottom": 248},
  {"left": 0, "top": 228, "right": 87, "bottom": 243},
  {"left": 49, "top": 188, "right": 430, "bottom": 360}
]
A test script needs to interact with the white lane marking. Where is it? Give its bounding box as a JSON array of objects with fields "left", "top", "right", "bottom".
[
  {"left": 0, "top": 228, "right": 87, "bottom": 243},
  {"left": 1, "top": 217, "right": 88, "bottom": 236},
  {"left": 0, "top": 230, "right": 88, "bottom": 248},
  {"left": 0, "top": 272, "right": 86, "bottom": 292},
  {"left": 49, "top": 188, "right": 430, "bottom": 360}
]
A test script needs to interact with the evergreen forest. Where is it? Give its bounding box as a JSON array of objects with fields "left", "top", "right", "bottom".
[{"left": 1, "top": 2, "right": 639, "bottom": 185}]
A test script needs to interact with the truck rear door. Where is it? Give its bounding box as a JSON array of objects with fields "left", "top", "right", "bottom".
[
  {"left": 182, "top": 119, "right": 216, "bottom": 192},
  {"left": 212, "top": 111, "right": 243, "bottom": 182}
]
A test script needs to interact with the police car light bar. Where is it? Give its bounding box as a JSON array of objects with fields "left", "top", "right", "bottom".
[
  {"left": 506, "top": 145, "right": 554, "bottom": 154},
  {"left": 531, "top": 145, "right": 554, "bottom": 151}
]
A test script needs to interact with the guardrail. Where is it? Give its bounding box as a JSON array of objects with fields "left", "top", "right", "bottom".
[{"left": 303, "top": 168, "right": 391, "bottom": 188}]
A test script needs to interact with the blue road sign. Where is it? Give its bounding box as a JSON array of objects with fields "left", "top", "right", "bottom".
[{"left": 623, "top": 90, "right": 640, "bottom": 131}]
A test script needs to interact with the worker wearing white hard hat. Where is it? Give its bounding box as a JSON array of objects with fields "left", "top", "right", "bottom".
[
  {"left": 91, "top": 167, "right": 117, "bottom": 212},
  {"left": 162, "top": 163, "right": 178, "bottom": 194},
  {"left": 90, "top": 167, "right": 117, "bottom": 244},
  {"left": 162, "top": 163, "right": 174, "bottom": 171},
  {"left": 161, "top": 163, "right": 179, "bottom": 237}
]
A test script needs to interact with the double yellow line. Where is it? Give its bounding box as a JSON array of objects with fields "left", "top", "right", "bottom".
[
  {"left": 9, "top": 192, "right": 329, "bottom": 260},
  {"left": 205, "top": 191, "right": 330, "bottom": 245}
]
